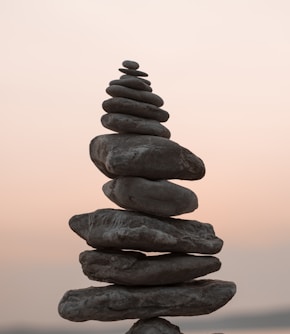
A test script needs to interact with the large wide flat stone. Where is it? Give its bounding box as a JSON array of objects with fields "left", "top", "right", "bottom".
[
  {"left": 58, "top": 279, "right": 236, "bottom": 322},
  {"left": 90, "top": 134, "right": 205, "bottom": 180},
  {"left": 101, "top": 113, "right": 171, "bottom": 138},
  {"left": 80, "top": 250, "right": 221, "bottom": 285},
  {"left": 69, "top": 209, "right": 223, "bottom": 254},
  {"left": 102, "top": 97, "right": 168, "bottom": 122},
  {"left": 103, "top": 177, "right": 198, "bottom": 216},
  {"left": 126, "top": 318, "right": 183, "bottom": 334}
]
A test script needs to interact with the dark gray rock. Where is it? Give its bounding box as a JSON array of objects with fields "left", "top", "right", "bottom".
[
  {"left": 80, "top": 250, "right": 221, "bottom": 285},
  {"left": 126, "top": 318, "right": 183, "bottom": 334},
  {"left": 122, "top": 60, "right": 139, "bottom": 70},
  {"left": 110, "top": 78, "right": 152, "bottom": 92},
  {"left": 101, "top": 113, "right": 171, "bottom": 138},
  {"left": 90, "top": 134, "right": 205, "bottom": 180},
  {"left": 119, "top": 68, "right": 148, "bottom": 77},
  {"left": 120, "top": 74, "right": 151, "bottom": 86},
  {"left": 58, "top": 279, "right": 236, "bottom": 322},
  {"left": 103, "top": 177, "right": 198, "bottom": 216},
  {"left": 69, "top": 209, "right": 223, "bottom": 254},
  {"left": 102, "top": 97, "right": 168, "bottom": 122},
  {"left": 106, "top": 85, "right": 164, "bottom": 107}
]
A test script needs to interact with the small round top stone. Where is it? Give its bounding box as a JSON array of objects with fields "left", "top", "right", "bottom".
[{"left": 122, "top": 60, "right": 139, "bottom": 70}]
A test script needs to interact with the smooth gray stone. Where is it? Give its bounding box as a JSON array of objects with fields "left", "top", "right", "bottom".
[
  {"left": 122, "top": 60, "right": 139, "bottom": 70},
  {"left": 90, "top": 134, "right": 205, "bottom": 180},
  {"left": 119, "top": 68, "right": 148, "bottom": 77},
  {"left": 106, "top": 85, "right": 164, "bottom": 107},
  {"left": 58, "top": 279, "right": 236, "bottom": 322},
  {"left": 102, "top": 97, "right": 168, "bottom": 122},
  {"left": 101, "top": 113, "right": 171, "bottom": 138},
  {"left": 79, "top": 250, "right": 221, "bottom": 286},
  {"left": 120, "top": 75, "right": 151, "bottom": 86},
  {"left": 103, "top": 176, "right": 198, "bottom": 216},
  {"left": 110, "top": 78, "right": 152, "bottom": 92},
  {"left": 126, "top": 318, "right": 183, "bottom": 334},
  {"left": 69, "top": 209, "right": 223, "bottom": 254}
]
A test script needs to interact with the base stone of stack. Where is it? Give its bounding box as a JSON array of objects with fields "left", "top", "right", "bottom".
[
  {"left": 69, "top": 209, "right": 223, "bottom": 254},
  {"left": 79, "top": 250, "right": 221, "bottom": 285},
  {"left": 125, "top": 317, "right": 184, "bottom": 334},
  {"left": 58, "top": 279, "right": 236, "bottom": 322}
]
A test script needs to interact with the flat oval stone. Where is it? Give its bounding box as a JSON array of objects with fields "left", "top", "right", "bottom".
[
  {"left": 101, "top": 113, "right": 171, "bottom": 138},
  {"left": 102, "top": 97, "right": 169, "bottom": 122},
  {"left": 122, "top": 60, "right": 139, "bottom": 70},
  {"left": 103, "top": 176, "right": 198, "bottom": 216},
  {"left": 126, "top": 318, "right": 183, "bottom": 334},
  {"left": 119, "top": 68, "right": 148, "bottom": 77},
  {"left": 68, "top": 209, "right": 223, "bottom": 254},
  {"left": 120, "top": 75, "right": 151, "bottom": 86},
  {"left": 109, "top": 78, "right": 152, "bottom": 92},
  {"left": 90, "top": 134, "right": 205, "bottom": 180},
  {"left": 80, "top": 250, "right": 221, "bottom": 285},
  {"left": 106, "top": 85, "right": 164, "bottom": 107},
  {"left": 58, "top": 279, "right": 236, "bottom": 321}
]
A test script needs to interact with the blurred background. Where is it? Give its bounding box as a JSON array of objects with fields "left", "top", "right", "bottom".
[{"left": 0, "top": 0, "right": 289, "bottom": 332}]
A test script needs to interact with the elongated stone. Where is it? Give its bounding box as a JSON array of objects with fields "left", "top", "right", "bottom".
[
  {"left": 120, "top": 75, "right": 151, "bottom": 86},
  {"left": 126, "top": 318, "right": 183, "bottom": 334},
  {"left": 101, "top": 113, "right": 171, "bottom": 138},
  {"left": 103, "top": 177, "right": 198, "bottom": 216},
  {"left": 119, "top": 68, "right": 148, "bottom": 77},
  {"left": 58, "top": 279, "right": 236, "bottom": 322},
  {"left": 102, "top": 97, "right": 168, "bottom": 122},
  {"left": 90, "top": 134, "right": 205, "bottom": 180},
  {"left": 106, "top": 85, "right": 164, "bottom": 107},
  {"left": 80, "top": 250, "right": 221, "bottom": 285},
  {"left": 122, "top": 60, "right": 139, "bottom": 70},
  {"left": 110, "top": 78, "right": 152, "bottom": 92},
  {"left": 69, "top": 209, "right": 223, "bottom": 254}
]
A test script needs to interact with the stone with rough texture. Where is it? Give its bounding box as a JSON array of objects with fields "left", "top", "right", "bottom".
[
  {"left": 79, "top": 250, "right": 221, "bottom": 285},
  {"left": 110, "top": 78, "right": 152, "bottom": 92},
  {"left": 69, "top": 209, "right": 223, "bottom": 254},
  {"left": 103, "top": 176, "right": 198, "bottom": 216},
  {"left": 58, "top": 279, "right": 236, "bottom": 322},
  {"left": 120, "top": 75, "right": 151, "bottom": 86},
  {"left": 106, "top": 85, "right": 164, "bottom": 107},
  {"left": 101, "top": 113, "right": 171, "bottom": 138},
  {"left": 90, "top": 134, "right": 205, "bottom": 180},
  {"left": 122, "top": 60, "right": 139, "bottom": 70},
  {"left": 126, "top": 318, "right": 183, "bottom": 334},
  {"left": 103, "top": 97, "right": 168, "bottom": 122},
  {"left": 119, "top": 68, "right": 148, "bottom": 77}
]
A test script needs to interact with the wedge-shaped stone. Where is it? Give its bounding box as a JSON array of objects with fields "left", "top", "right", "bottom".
[
  {"left": 103, "top": 177, "right": 198, "bottom": 216},
  {"left": 58, "top": 279, "right": 236, "bottom": 322},
  {"left": 69, "top": 209, "right": 223, "bottom": 254},
  {"left": 119, "top": 68, "right": 148, "bottom": 77},
  {"left": 102, "top": 97, "right": 168, "bottom": 122},
  {"left": 120, "top": 75, "right": 151, "bottom": 86},
  {"left": 101, "top": 113, "right": 171, "bottom": 138},
  {"left": 126, "top": 318, "right": 183, "bottom": 334},
  {"left": 80, "top": 250, "right": 221, "bottom": 285},
  {"left": 90, "top": 134, "right": 205, "bottom": 180},
  {"left": 106, "top": 85, "right": 164, "bottom": 107}
]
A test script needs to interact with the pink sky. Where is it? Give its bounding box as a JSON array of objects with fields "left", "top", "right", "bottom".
[{"left": 1, "top": 0, "right": 290, "bottom": 330}]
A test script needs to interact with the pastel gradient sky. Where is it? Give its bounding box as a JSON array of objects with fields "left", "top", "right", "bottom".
[{"left": 1, "top": 0, "right": 290, "bottom": 331}]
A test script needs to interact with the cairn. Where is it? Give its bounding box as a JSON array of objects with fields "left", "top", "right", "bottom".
[{"left": 58, "top": 60, "right": 236, "bottom": 333}]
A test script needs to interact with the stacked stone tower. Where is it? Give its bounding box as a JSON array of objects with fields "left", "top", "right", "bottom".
[{"left": 58, "top": 60, "right": 236, "bottom": 333}]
